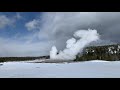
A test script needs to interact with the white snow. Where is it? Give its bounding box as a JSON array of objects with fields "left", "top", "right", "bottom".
[
  {"left": 118, "top": 45, "right": 120, "bottom": 49},
  {"left": 87, "top": 60, "right": 109, "bottom": 62},
  {"left": 114, "top": 50, "right": 117, "bottom": 54},
  {"left": 0, "top": 60, "right": 120, "bottom": 78}
]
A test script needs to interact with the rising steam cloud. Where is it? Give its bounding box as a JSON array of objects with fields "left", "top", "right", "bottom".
[{"left": 50, "top": 29, "right": 100, "bottom": 60}]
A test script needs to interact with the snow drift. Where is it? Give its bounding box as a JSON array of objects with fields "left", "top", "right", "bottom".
[{"left": 1, "top": 60, "right": 120, "bottom": 78}]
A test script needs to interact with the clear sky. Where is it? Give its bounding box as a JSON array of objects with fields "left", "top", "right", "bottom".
[{"left": 0, "top": 12, "right": 120, "bottom": 57}]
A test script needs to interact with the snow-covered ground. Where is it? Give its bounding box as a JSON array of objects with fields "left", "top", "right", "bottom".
[{"left": 0, "top": 60, "right": 120, "bottom": 78}]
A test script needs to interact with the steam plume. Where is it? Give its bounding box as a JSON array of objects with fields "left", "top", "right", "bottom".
[{"left": 50, "top": 29, "right": 100, "bottom": 60}]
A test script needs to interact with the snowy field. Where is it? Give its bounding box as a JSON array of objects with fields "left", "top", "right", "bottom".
[{"left": 0, "top": 60, "right": 120, "bottom": 78}]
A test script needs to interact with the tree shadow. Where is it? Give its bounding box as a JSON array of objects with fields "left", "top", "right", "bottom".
[{"left": 0, "top": 64, "right": 3, "bottom": 66}]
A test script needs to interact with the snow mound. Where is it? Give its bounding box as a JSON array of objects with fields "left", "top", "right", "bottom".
[{"left": 88, "top": 60, "right": 110, "bottom": 62}]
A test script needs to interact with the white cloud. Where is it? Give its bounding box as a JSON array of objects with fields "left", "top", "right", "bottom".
[
  {"left": 25, "top": 19, "right": 39, "bottom": 31},
  {"left": 24, "top": 12, "right": 120, "bottom": 55},
  {"left": 0, "top": 13, "right": 22, "bottom": 29},
  {"left": 1, "top": 12, "right": 120, "bottom": 57},
  {"left": 0, "top": 37, "right": 54, "bottom": 57},
  {"left": 25, "top": 12, "right": 99, "bottom": 50},
  {"left": 0, "top": 15, "right": 13, "bottom": 28},
  {"left": 16, "top": 13, "right": 22, "bottom": 19}
]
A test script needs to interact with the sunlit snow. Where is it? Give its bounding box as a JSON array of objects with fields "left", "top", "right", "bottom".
[{"left": 0, "top": 60, "right": 120, "bottom": 78}]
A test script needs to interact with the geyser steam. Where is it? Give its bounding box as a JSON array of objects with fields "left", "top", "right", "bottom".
[{"left": 50, "top": 29, "right": 100, "bottom": 60}]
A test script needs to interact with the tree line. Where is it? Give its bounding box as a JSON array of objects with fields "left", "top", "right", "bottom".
[
  {"left": 0, "top": 56, "right": 50, "bottom": 62},
  {"left": 75, "top": 44, "right": 120, "bottom": 61}
]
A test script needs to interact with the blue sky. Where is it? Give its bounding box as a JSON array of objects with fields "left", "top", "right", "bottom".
[
  {"left": 0, "top": 12, "right": 120, "bottom": 57},
  {"left": 0, "top": 12, "right": 54, "bottom": 57},
  {"left": 0, "top": 12, "right": 41, "bottom": 39}
]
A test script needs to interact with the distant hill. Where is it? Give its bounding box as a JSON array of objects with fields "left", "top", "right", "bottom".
[{"left": 75, "top": 44, "right": 120, "bottom": 61}]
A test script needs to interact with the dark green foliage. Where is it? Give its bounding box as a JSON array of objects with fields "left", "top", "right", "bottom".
[
  {"left": 0, "top": 56, "right": 50, "bottom": 63},
  {"left": 74, "top": 44, "right": 120, "bottom": 61}
]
